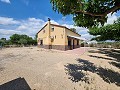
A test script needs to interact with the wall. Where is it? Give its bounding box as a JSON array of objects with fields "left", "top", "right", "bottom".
[
  {"left": 50, "top": 25, "right": 66, "bottom": 45},
  {"left": 37, "top": 22, "right": 81, "bottom": 50},
  {"left": 49, "top": 25, "right": 66, "bottom": 50},
  {"left": 65, "top": 28, "right": 81, "bottom": 45},
  {"left": 37, "top": 24, "right": 47, "bottom": 45}
]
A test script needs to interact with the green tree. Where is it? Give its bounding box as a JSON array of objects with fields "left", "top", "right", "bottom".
[
  {"left": 89, "top": 17, "right": 120, "bottom": 41},
  {"left": 34, "top": 34, "right": 37, "bottom": 40},
  {"left": 10, "top": 34, "right": 36, "bottom": 45},
  {"left": 0, "top": 38, "right": 7, "bottom": 46},
  {"left": 70, "top": 28, "right": 77, "bottom": 33},
  {"left": 50, "top": 0, "right": 120, "bottom": 28},
  {"left": 10, "top": 34, "right": 21, "bottom": 44},
  {"left": 18, "top": 38, "right": 27, "bottom": 46}
]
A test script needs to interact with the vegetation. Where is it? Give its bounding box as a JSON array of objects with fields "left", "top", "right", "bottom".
[
  {"left": 70, "top": 28, "right": 77, "bottom": 33},
  {"left": 50, "top": 0, "right": 120, "bottom": 42},
  {"left": 50, "top": 0, "right": 120, "bottom": 28},
  {"left": 0, "top": 34, "right": 37, "bottom": 47},
  {"left": 97, "top": 42, "right": 120, "bottom": 48},
  {"left": 89, "top": 17, "right": 120, "bottom": 41}
]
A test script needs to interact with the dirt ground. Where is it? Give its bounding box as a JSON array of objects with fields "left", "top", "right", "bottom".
[{"left": 0, "top": 47, "right": 120, "bottom": 90}]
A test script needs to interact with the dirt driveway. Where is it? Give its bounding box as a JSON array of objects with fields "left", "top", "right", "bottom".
[{"left": 0, "top": 47, "right": 120, "bottom": 90}]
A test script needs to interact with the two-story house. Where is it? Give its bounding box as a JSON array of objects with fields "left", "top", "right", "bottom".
[{"left": 37, "top": 19, "right": 81, "bottom": 50}]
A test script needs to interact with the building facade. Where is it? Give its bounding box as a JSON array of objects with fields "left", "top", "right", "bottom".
[{"left": 37, "top": 19, "right": 81, "bottom": 50}]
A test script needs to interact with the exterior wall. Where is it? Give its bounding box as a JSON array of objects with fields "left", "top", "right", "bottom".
[
  {"left": 37, "top": 22, "right": 66, "bottom": 50},
  {"left": 65, "top": 28, "right": 80, "bottom": 45},
  {"left": 49, "top": 25, "right": 66, "bottom": 50},
  {"left": 65, "top": 28, "right": 81, "bottom": 50},
  {"left": 37, "top": 24, "right": 49, "bottom": 46},
  {"left": 37, "top": 21, "right": 81, "bottom": 50},
  {"left": 50, "top": 25, "right": 66, "bottom": 45}
]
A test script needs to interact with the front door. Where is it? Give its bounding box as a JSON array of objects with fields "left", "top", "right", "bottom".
[{"left": 49, "top": 45, "right": 52, "bottom": 49}]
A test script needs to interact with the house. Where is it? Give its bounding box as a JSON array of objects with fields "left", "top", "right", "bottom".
[{"left": 37, "top": 18, "right": 81, "bottom": 50}]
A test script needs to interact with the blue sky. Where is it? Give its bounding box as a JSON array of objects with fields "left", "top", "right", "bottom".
[
  {"left": 0, "top": 0, "right": 72, "bottom": 23},
  {"left": 0, "top": 0, "right": 120, "bottom": 40}
]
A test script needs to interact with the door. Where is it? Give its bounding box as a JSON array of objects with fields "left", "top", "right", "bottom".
[{"left": 49, "top": 45, "right": 52, "bottom": 49}]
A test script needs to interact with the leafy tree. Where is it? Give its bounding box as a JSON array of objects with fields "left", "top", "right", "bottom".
[
  {"left": 89, "top": 17, "right": 120, "bottom": 41},
  {"left": 18, "top": 38, "right": 27, "bottom": 46},
  {"left": 70, "top": 28, "right": 77, "bottom": 33},
  {"left": 10, "top": 34, "right": 36, "bottom": 45},
  {"left": 0, "top": 38, "right": 7, "bottom": 46},
  {"left": 10, "top": 34, "right": 21, "bottom": 44},
  {"left": 1, "top": 38, "right": 6, "bottom": 41},
  {"left": 0, "top": 40, "right": 4, "bottom": 46},
  {"left": 50, "top": 0, "right": 120, "bottom": 28}
]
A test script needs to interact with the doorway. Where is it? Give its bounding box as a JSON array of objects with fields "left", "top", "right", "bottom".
[
  {"left": 68, "top": 39, "right": 72, "bottom": 50},
  {"left": 73, "top": 39, "right": 75, "bottom": 49}
]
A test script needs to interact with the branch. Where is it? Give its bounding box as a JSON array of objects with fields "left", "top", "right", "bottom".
[
  {"left": 75, "top": 4, "right": 120, "bottom": 17},
  {"left": 75, "top": 11, "right": 104, "bottom": 17}
]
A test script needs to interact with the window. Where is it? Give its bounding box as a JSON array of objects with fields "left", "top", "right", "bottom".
[
  {"left": 55, "top": 35, "right": 56, "bottom": 39},
  {"left": 51, "top": 26, "right": 54, "bottom": 31},
  {"left": 43, "top": 30, "right": 45, "bottom": 33},
  {"left": 40, "top": 40, "right": 43, "bottom": 45},
  {"left": 61, "top": 34, "right": 63, "bottom": 38}
]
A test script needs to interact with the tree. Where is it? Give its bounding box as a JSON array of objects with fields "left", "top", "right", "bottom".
[
  {"left": 0, "top": 38, "right": 7, "bottom": 46},
  {"left": 18, "top": 38, "right": 27, "bottom": 46},
  {"left": 1, "top": 38, "right": 6, "bottom": 41},
  {"left": 10, "top": 34, "right": 35, "bottom": 45},
  {"left": 89, "top": 17, "right": 120, "bottom": 41},
  {"left": 50, "top": 0, "right": 120, "bottom": 28},
  {"left": 10, "top": 34, "right": 21, "bottom": 44},
  {"left": 70, "top": 28, "right": 77, "bottom": 33}
]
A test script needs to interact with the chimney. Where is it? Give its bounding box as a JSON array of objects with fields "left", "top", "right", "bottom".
[
  {"left": 47, "top": 18, "right": 51, "bottom": 45},
  {"left": 48, "top": 18, "right": 51, "bottom": 21}
]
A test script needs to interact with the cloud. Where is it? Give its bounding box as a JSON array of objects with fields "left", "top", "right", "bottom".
[
  {"left": 0, "top": 17, "right": 20, "bottom": 25},
  {"left": 0, "top": 29, "right": 21, "bottom": 35},
  {"left": 17, "top": 25, "right": 28, "bottom": 31},
  {"left": 0, "top": 0, "right": 10, "bottom": 3},
  {"left": 0, "top": 17, "right": 48, "bottom": 39},
  {"left": 105, "top": 13, "right": 118, "bottom": 25},
  {"left": 0, "top": 16, "right": 92, "bottom": 40},
  {"left": 51, "top": 20, "right": 59, "bottom": 25},
  {"left": 62, "top": 24, "right": 92, "bottom": 40}
]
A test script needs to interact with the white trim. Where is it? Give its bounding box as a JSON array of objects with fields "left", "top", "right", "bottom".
[{"left": 68, "top": 35, "right": 86, "bottom": 41}]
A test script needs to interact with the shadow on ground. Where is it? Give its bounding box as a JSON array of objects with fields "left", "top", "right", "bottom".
[
  {"left": 0, "top": 77, "right": 31, "bottom": 90},
  {"left": 65, "top": 58, "right": 120, "bottom": 86},
  {"left": 89, "top": 48, "right": 120, "bottom": 69}
]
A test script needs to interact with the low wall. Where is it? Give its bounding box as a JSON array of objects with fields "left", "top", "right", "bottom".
[{"left": 38, "top": 45, "right": 80, "bottom": 51}]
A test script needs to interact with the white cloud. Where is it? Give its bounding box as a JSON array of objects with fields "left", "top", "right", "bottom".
[
  {"left": 62, "top": 24, "right": 92, "bottom": 40},
  {"left": 51, "top": 20, "right": 59, "bottom": 25},
  {"left": 0, "top": 17, "right": 47, "bottom": 39},
  {"left": 105, "top": 13, "right": 117, "bottom": 25},
  {"left": 0, "top": 29, "right": 21, "bottom": 35},
  {"left": 0, "top": 17, "right": 20, "bottom": 25},
  {"left": 0, "top": 0, "right": 10, "bottom": 3},
  {"left": 0, "top": 16, "right": 92, "bottom": 40},
  {"left": 81, "top": 34, "right": 93, "bottom": 41},
  {"left": 17, "top": 25, "right": 28, "bottom": 31}
]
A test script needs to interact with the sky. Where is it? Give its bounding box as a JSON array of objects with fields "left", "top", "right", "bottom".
[{"left": 0, "top": 0, "right": 120, "bottom": 40}]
